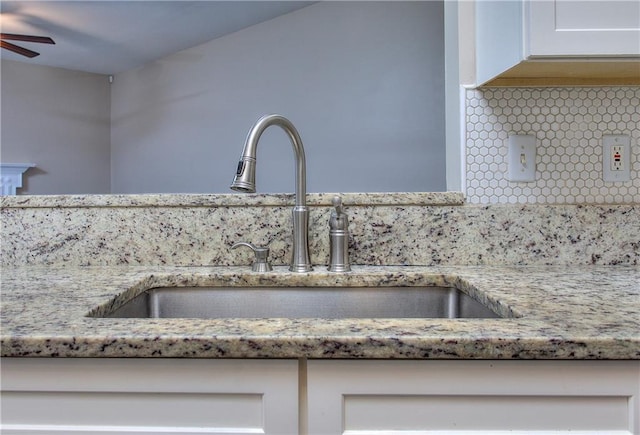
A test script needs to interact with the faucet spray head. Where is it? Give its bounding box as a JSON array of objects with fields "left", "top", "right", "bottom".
[{"left": 230, "top": 156, "right": 256, "bottom": 193}]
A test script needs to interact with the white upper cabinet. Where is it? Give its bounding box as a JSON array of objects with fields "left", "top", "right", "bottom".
[
  {"left": 527, "top": 0, "right": 640, "bottom": 56},
  {"left": 475, "top": 0, "right": 640, "bottom": 86}
]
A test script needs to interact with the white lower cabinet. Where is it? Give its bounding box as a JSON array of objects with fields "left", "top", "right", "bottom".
[
  {"left": 3, "top": 359, "right": 639, "bottom": 435},
  {"left": 307, "top": 360, "right": 640, "bottom": 435},
  {"left": 0, "top": 358, "right": 299, "bottom": 435}
]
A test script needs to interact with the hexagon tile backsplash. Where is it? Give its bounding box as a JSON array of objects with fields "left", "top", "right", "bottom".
[{"left": 465, "top": 87, "right": 640, "bottom": 204}]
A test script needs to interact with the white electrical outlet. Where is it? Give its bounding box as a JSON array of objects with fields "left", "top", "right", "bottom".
[
  {"left": 603, "top": 135, "right": 631, "bottom": 182},
  {"left": 508, "top": 135, "right": 536, "bottom": 182}
]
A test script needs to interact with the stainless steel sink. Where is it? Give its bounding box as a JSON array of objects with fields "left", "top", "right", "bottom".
[{"left": 99, "top": 286, "right": 503, "bottom": 319}]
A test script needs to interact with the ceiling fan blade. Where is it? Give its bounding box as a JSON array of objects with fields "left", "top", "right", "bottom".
[
  {"left": 0, "top": 40, "right": 40, "bottom": 58},
  {"left": 0, "top": 33, "right": 55, "bottom": 45}
]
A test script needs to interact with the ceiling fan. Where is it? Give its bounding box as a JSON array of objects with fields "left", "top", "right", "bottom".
[{"left": 1, "top": 33, "right": 55, "bottom": 58}]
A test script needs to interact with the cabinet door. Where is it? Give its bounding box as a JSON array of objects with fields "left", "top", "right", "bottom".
[
  {"left": 527, "top": 0, "right": 640, "bottom": 56},
  {"left": 307, "top": 360, "right": 640, "bottom": 434},
  {"left": 1, "top": 358, "right": 299, "bottom": 435}
]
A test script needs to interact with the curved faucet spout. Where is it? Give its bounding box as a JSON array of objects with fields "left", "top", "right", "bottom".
[
  {"left": 230, "top": 114, "right": 312, "bottom": 272},
  {"left": 231, "top": 114, "right": 307, "bottom": 208}
]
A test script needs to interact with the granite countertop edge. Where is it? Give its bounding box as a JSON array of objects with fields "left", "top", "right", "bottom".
[
  {"left": 0, "top": 192, "right": 465, "bottom": 208},
  {"left": 1, "top": 265, "right": 638, "bottom": 360}
]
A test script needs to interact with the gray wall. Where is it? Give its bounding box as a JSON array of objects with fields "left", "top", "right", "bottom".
[
  {"left": 1, "top": 60, "right": 111, "bottom": 194},
  {"left": 111, "top": 1, "right": 445, "bottom": 194}
]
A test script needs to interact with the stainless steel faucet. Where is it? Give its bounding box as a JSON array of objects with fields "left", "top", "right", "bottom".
[{"left": 230, "top": 114, "right": 312, "bottom": 272}]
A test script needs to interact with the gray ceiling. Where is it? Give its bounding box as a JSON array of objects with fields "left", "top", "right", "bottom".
[{"left": 0, "top": 1, "right": 314, "bottom": 75}]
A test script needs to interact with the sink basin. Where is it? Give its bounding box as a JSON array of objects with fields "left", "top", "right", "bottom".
[{"left": 98, "top": 286, "right": 503, "bottom": 319}]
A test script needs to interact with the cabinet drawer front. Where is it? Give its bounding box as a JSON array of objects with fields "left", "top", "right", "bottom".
[
  {"left": 343, "top": 394, "right": 628, "bottom": 432},
  {"left": 1, "top": 358, "right": 298, "bottom": 435},
  {"left": 2, "top": 391, "right": 263, "bottom": 432},
  {"left": 307, "top": 360, "right": 639, "bottom": 434}
]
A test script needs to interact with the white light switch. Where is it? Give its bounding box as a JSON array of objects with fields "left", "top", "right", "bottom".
[
  {"left": 603, "top": 135, "right": 631, "bottom": 182},
  {"left": 508, "top": 135, "right": 536, "bottom": 182}
]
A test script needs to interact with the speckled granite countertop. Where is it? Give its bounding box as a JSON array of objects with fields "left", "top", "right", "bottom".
[
  {"left": 1, "top": 265, "right": 638, "bottom": 359},
  {"left": 0, "top": 192, "right": 465, "bottom": 208}
]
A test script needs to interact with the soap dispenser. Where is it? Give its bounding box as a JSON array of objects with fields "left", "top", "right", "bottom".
[{"left": 328, "top": 196, "right": 351, "bottom": 272}]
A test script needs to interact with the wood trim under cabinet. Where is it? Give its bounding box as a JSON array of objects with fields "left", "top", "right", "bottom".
[{"left": 481, "top": 59, "right": 640, "bottom": 87}]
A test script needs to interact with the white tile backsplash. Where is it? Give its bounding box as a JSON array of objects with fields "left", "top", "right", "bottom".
[{"left": 465, "top": 87, "right": 640, "bottom": 204}]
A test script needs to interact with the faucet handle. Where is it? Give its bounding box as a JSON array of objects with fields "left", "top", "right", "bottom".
[
  {"left": 329, "top": 195, "right": 348, "bottom": 231},
  {"left": 231, "top": 242, "right": 273, "bottom": 272},
  {"left": 332, "top": 195, "right": 343, "bottom": 214},
  {"left": 328, "top": 196, "right": 351, "bottom": 272}
]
